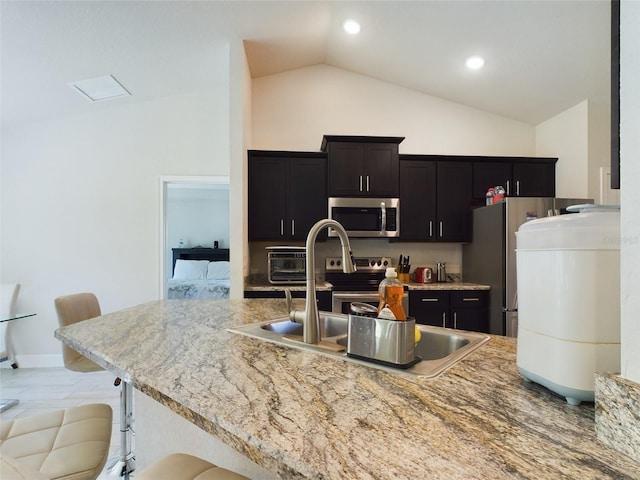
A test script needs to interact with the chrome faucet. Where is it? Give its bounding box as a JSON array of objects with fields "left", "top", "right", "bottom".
[{"left": 289, "top": 219, "right": 355, "bottom": 344}]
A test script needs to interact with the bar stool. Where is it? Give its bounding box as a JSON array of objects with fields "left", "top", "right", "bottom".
[
  {"left": 54, "top": 293, "right": 135, "bottom": 478},
  {"left": 134, "top": 453, "right": 250, "bottom": 480},
  {"left": 0, "top": 403, "right": 112, "bottom": 480}
]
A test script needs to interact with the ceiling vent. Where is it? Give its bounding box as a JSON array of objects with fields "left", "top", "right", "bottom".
[{"left": 69, "top": 74, "right": 131, "bottom": 102}]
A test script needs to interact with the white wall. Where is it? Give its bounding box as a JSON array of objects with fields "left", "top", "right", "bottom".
[
  {"left": 167, "top": 186, "right": 230, "bottom": 252},
  {"left": 620, "top": 0, "right": 640, "bottom": 382},
  {"left": 251, "top": 64, "right": 535, "bottom": 155},
  {"left": 228, "top": 40, "right": 252, "bottom": 299},
  {"left": 1, "top": 86, "right": 230, "bottom": 366}
]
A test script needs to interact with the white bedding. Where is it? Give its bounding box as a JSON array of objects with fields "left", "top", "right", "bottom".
[
  {"left": 168, "top": 259, "right": 230, "bottom": 299},
  {"left": 167, "top": 278, "right": 230, "bottom": 300}
]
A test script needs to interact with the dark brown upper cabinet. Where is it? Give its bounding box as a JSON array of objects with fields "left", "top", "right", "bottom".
[
  {"left": 322, "top": 135, "right": 404, "bottom": 197},
  {"left": 248, "top": 150, "right": 327, "bottom": 241}
]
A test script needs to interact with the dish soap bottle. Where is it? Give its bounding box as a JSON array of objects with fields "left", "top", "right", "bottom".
[{"left": 377, "top": 267, "right": 407, "bottom": 320}]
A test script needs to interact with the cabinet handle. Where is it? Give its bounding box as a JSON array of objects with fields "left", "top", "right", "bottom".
[
  {"left": 366, "top": 175, "right": 370, "bottom": 192},
  {"left": 421, "top": 298, "right": 439, "bottom": 302},
  {"left": 506, "top": 180, "right": 510, "bottom": 196},
  {"left": 439, "top": 221, "right": 444, "bottom": 238},
  {"left": 280, "top": 219, "right": 284, "bottom": 237},
  {"left": 359, "top": 175, "right": 363, "bottom": 192},
  {"left": 453, "top": 312, "right": 457, "bottom": 329},
  {"left": 428, "top": 221, "right": 433, "bottom": 238},
  {"left": 291, "top": 219, "right": 295, "bottom": 236},
  {"left": 463, "top": 297, "right": 480, "bottom": 302},
  {"left": 516, "top": 180, "right": 520, "bottom": 196},
  {"left": 442, "top": 312, "right": 446, "bottom": 328}
]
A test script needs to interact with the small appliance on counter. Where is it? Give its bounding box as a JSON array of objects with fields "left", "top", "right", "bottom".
[
  {"left": 267, "top": 246, "right": 306, "bottom": 284},
  {"left": 414, "top": 267, "right": 433, "bottom": 284},
  {"left": 515, "top": 205, "right": 620, "bottom": 405},
  {"left": 436, "top": 262, "right": 447, "bottom": 282}
]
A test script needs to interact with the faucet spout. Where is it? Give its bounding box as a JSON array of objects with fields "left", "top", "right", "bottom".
[{"left": 289, "top": 219, "right": 355, "bottom": 344}]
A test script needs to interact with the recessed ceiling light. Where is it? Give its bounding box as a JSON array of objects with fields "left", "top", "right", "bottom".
[
  {"left": 69, "top": 74, "right": 131, "bottom": 102},
  {"left": 465, "top": 56, "right": 485, "bottom": 70},
  {"left": 343, "top": 19, "right": 361, "bottom": 35}
]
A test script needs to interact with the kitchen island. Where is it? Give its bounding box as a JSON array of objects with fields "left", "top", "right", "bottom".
[{"left": 55, "top": 299, "right": 639, "bottom": 479}]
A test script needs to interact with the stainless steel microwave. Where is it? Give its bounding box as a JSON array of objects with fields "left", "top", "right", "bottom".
[{"left": 328, "top": 197, "right": 399, "bottom": 238}]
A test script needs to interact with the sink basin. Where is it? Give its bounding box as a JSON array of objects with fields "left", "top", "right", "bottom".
[
  {"left": 261, "top": 315, "right": 347, "bottom": 338},
  {"left": 228, "top": 312, "right": 489, "bottom": 378}
]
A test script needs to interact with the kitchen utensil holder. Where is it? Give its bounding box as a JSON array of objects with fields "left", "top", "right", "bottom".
[{"left": 347, "top": 314, "right": 420, "bottom": 368}]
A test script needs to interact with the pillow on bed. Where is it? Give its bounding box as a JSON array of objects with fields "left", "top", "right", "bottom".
[
  {"left": 173, "top": 259, "right": 210, "bottom": 280},
  {"left": 207, "top": 261, "right": 230, "bottom": 280}
]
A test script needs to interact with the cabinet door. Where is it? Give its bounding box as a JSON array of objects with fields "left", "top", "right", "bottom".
[
  {"left": 399, "top": 160, "right": 437, "bottom": 240},
  {"left": 409, "top": 291, "right": 449, "bottom": 327},
  {"left": 363, "top": 143, "right": 399, "bottom": 196},
  {"left": 436, "top": 161, "right": 473, "bottom": 242},
  {"left": 512, "top": 162, "right": 556, "bottom": 197},
  {"left": 288, "top": 158, "right": 327, "bottom": 241},
  {"left": 450, "top": 291, "right": 489, "bottom": 333},
  {"left": 248, "top": 156, "right": 288, "bottom": 240},
  {"left": 328, "top": 143, "right": 365, "bottom": 196},
  {"left": 472, "top": 161, "right": 512, "bottom": 200}
]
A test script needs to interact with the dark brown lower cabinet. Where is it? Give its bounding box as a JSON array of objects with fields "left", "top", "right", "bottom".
[{"left": 409, "top": 290, "right": 489, "bottom": 333}]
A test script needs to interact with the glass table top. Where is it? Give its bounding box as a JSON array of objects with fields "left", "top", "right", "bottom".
[{"left": 1, "top": 313, "right": 36, "bottom": 323}]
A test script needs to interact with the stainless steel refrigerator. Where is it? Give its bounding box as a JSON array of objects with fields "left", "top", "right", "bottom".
[{"left": 462, "top": 197, "right": 593, "bottom": 337}]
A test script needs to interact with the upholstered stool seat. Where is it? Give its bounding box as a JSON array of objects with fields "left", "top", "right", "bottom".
[
  {"left": 134, "top": 453, "right": 250, "bottom": 480},
  {"left": 54, "top": 293, "right": 103, "bottom": 372},
  {"left": 0, "top": 403, "right": 112, "bottom": 480}
]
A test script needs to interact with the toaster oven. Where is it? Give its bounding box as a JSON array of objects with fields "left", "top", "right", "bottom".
[{"left": 267, "top": 246, "right": 306, "bottom": 284}]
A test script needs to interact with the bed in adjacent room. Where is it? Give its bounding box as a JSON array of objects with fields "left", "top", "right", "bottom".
[{"left": 168, "top": 248, "right": 230, "bottom": 300}]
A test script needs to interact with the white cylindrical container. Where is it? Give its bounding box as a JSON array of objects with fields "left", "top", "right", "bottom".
[{"left": 515, "top": 205, "right": 620, "bottom": 405}]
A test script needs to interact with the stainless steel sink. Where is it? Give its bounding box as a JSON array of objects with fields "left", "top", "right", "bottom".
[{"left": 228, "top": 312, "right": 489, "bottom": 378}]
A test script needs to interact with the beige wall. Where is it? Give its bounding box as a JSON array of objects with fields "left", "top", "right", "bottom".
[
  {"left": 251, "top": 64, "right": 535, "bottom": 155},
  {"left": 536, "top": 100, "right": 590, "bottom": 198}
]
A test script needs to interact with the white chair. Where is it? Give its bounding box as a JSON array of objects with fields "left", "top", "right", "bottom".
[{"left": 0, "top": 283, "right": 20, "bottom": 367}]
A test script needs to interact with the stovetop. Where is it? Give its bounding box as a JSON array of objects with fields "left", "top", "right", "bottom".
[
  {"left": 325, "top": 256, "right": 393, "bottom": 290},
  {"left": 325, "top": 256, "right": 394, "bottom": 272}
]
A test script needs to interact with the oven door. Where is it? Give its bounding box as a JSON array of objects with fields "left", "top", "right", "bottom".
[{"left": 332, "top": 291, "right": 409, "bottom": 315}]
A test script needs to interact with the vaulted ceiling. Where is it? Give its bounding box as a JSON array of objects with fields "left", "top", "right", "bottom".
[{"left": 0, "top": 1, "right": 610, "bottom": 130}]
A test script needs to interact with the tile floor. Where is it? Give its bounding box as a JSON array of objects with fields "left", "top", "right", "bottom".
[{"left": 1, "top": 367, "right": 124, "bottom": 479}]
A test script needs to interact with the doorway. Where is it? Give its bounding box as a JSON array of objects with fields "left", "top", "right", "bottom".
[{"left": 159, "top": 176, "right": 230, "bottom": 299}]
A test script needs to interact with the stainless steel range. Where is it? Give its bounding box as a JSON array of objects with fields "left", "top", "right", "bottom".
[{"left": 325, "top": 256, "right": 409, "bottom": 314}]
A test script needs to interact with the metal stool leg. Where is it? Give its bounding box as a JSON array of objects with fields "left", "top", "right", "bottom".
[{"left": 105, "top": 379, "right": 136, "bottom": 478}]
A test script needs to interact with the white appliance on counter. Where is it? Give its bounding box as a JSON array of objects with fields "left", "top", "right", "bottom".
[
  {"left": 462, "top": 197, "right": 593, "bottom": 336},
  {"left": 515, "top": 205, "right": 620, "bottom": 405}
]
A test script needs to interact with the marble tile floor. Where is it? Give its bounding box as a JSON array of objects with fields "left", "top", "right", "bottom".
[{"left": 0, "top": 367, "right": 124, "bottom": 479}]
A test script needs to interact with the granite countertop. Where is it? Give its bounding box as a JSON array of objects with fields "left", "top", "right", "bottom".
[
  {"left": 405, "top": 281, "right": 490, "bottom": 290},
  {"left": 245, "top": 281, "right": 489, "bottom": 292},
  {"left": 245, "top": 281, "right": 333, "bottom": 292},
  {"left": 55, "top": 299, "right": 638, "bottom": 479}
]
